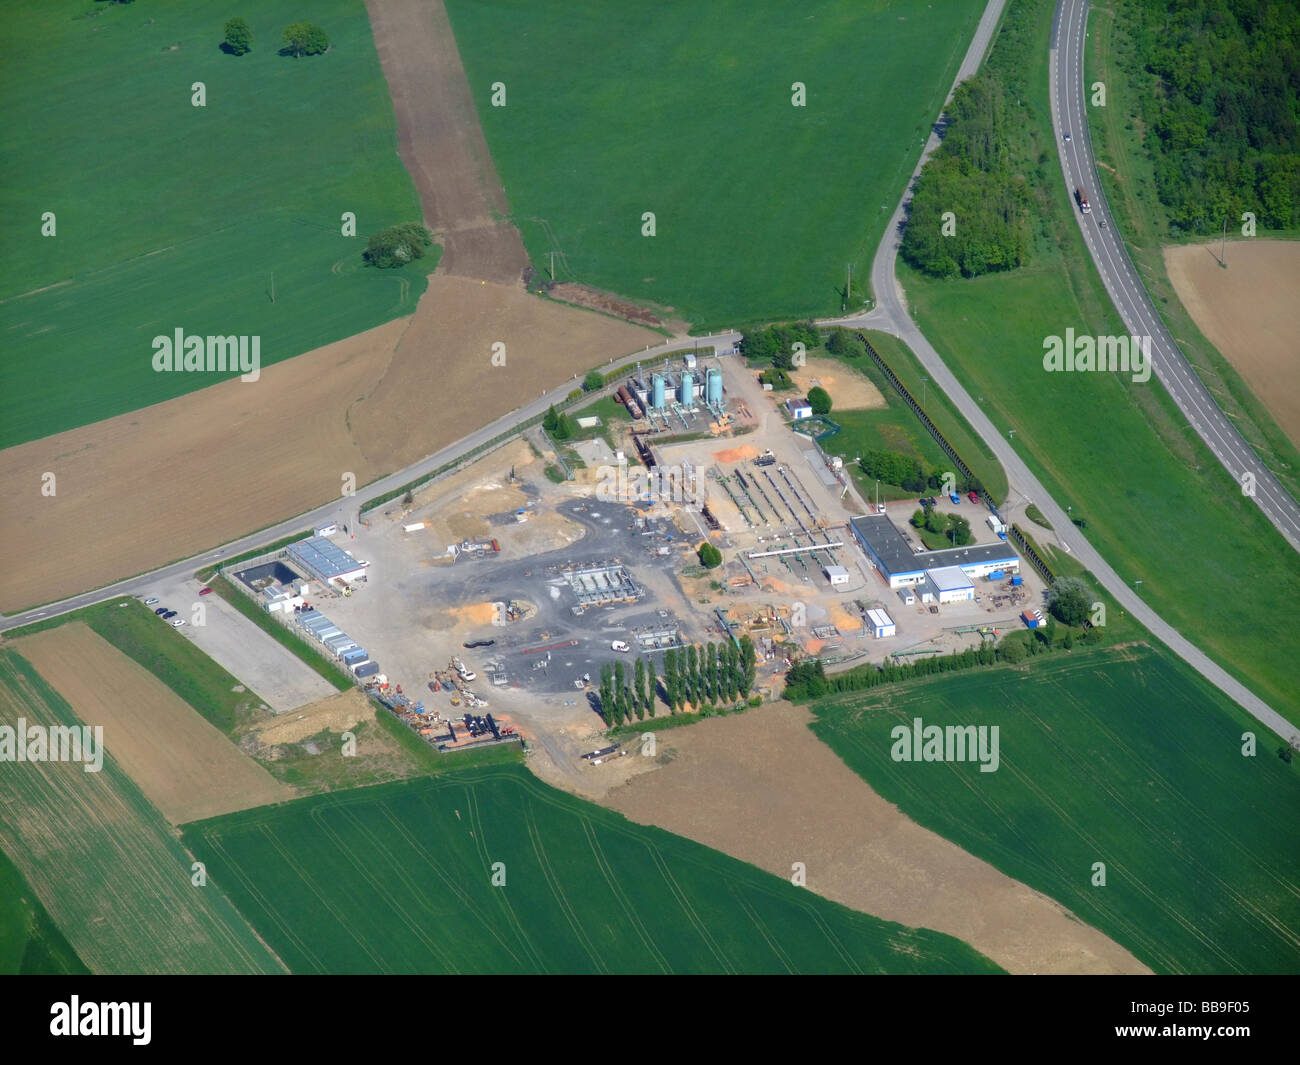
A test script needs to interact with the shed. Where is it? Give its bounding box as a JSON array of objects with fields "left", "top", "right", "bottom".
[
  {"left": 823, "top": 565, "right": 850, "bottom": 586},
  {"left": 866, "top": 608, "right": 896, "bottom": 638}
]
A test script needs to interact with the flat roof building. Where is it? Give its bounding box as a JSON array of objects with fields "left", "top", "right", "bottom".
[
  {"left": 823, "top": 564, "right": 850, "bottom": 586},
  {"left": 286, "top": 535, "right": 368, "bottom": 586},
  {"left": 927, "top": 565, "right": 975, "bottom": 603},
  {"left": 866, "top": 608, "right": 896, "bottom": 638},
  {"left": 848, "top": 515, "right": 1020, "bottom": 588}
]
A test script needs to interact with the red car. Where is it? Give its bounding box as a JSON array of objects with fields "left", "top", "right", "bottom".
[
  {"left": 968, "top": 491, "right": 980, "bottom": 503},
  {"left": 198, "top": 586, "right": 212, "bottom": 596}
]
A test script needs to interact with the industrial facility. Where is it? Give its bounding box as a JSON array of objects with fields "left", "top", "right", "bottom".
[
  {"left": 285, "top": 535, "right": 369, "bottom": 587},
  {"left": 615, "top": 353, "right": 730, "bottom": 432},
  {"left": 848, "top": 514, "right": 1020, "bottom": 589}
]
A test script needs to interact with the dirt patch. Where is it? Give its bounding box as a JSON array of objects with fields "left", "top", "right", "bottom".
[
  {"left": 545, "top": 282, "right": 665, "bottom": 329},
  {"left": 602, "top": 702, "right": 1149, "bottom": 975},
  {"left": 1164, "top": 239, "right": 1300, "bottom": 446},
  {"left": 252, "top": 688, "right": 372, "bottom": 747},
  {"left": 711, "top": 444, "right": 760, "bottom": 464},
  {"left": 365, "top": 0, "right": 528, "bottom": 285},
  {"left": 0, "top": 278, "right": 654, "bottom": 613},
  {"left": 15, "top": 623, "right": 291, "bottom": 825},
  {"left": 789, "top": 357, "right": 886, "bottom": 411}
]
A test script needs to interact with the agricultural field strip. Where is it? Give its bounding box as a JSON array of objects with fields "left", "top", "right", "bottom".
[
  {"left": 0, "top": 653, "right": 283, "bottom": 974},
  {"left": 524, "top": 804, "right": 607, "bottom": 973},
  {"left": 813, "top": 648, "right": 1299, "bottom": 972},
  {"left": 578, "top": 818, "right": 670, "bottom": 973}
]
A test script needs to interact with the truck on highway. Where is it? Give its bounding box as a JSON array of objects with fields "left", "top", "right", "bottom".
[{"left": 1075, "top": 187, "right": 1091, "bottom": 214}]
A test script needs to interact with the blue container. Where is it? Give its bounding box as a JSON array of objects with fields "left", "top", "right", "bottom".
[
  {"left": 987, "top": 570, "right": 1005, "bottom": 581},
  {"left": 1011, "top": 575, "right": 1023, "bottom": 586}
]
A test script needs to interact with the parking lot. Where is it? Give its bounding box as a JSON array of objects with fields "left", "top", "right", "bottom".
[{"left": 147, "top": 573, "right": 337, "bottom": 713}]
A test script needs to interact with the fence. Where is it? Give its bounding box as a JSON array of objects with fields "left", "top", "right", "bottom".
[
  {"left": 853, "top": 331, "right": 997, "bottom": 513},
  {"left": 1009, "top": 523, "right": 1056, "bottom": 585}
]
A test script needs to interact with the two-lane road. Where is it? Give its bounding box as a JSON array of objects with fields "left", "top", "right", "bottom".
[{"left": 1052, "top": 0, "right": 1300, "bottom": 551}]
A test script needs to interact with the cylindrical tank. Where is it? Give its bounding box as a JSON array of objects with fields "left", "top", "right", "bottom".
[
  {"left": 678, "top": 372, "right": 693, "bottom": 405},
  {"left": 651, "top": 373, "right": 665, "bottom": 410},
  {"left": 706, "top": 368, "right": 723, "bottom": 405}
]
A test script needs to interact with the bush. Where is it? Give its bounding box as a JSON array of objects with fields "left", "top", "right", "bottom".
[
  {"left": 807, "top": 386, "right": 832, "bottom": 415},
  {"left": 1045, "top": 577, "right": 1092, "bottom": 627},
  {"left": 825, "top": 327, "right": 867, "bottom": 359},
  {"left": 282, "top": 21, "right": 329, "bottom": 57},
  {"left": 583, "top": 371, "right": 604, "bottom": 392},
  {"left": 998, "top": 637, "right": 1027, "bottom": 663},
  {"left": 363, "top": 222, "right": 433, "bottom": 269},
  {"left": 698, "top": 542, "right": 723, "bottom": 569},
  {"left": 223, "top": 17, "right": 252, "bottom": 56}
]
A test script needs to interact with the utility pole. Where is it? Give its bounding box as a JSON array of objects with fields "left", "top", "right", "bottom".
[
  {"left": 1220, "top": 218, "right": 1227, "bottom": 268},
  {"left": 549, "top": 251, "right": 555, "bottom": 280},
  {"left": 846, "top": 263, "right": 852, "bottom": 302},
  {"left": 270, "top": 272, "right": 276, "bottom": 304}
]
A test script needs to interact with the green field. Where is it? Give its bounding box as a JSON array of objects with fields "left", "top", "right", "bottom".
[
  {"left": 0, "top": 648, "right": 285, "bottom": 973},
  {"left": 0, "top": 0, "right": 429, "bottom": 448},
  {"left": 0, "top": 847, "right": 88, "bottom": 975},
  {"left": 807, "top": 645, "right": 1300, "bottom": 974},
  {"left": 896, "top": 0, "right": 1300, "bottom": 722},
  {"left": 184, "top": 766, "right": 1002, "bottom": 974},
  {"left": 445, "top": 0, "right": 986, "bottom": 329}
]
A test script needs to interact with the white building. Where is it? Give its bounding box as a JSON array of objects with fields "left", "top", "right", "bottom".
[
  {"left": 866, "top": 608, "right": 896, "bottom": 638},
  {"left": 927, "top": 565, "right": 975, "bottom": 604},
  {"left": 786, "top": 397, "right": 813, "bottom": 420},
  {"left": 824, "top": 565, "right": 850, "bottom": 587}
]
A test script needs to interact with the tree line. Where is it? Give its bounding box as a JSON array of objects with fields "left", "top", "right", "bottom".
[
  {"left": 858, "top": 447, "right": 981, "bottom": 495},
  {"left": 739, "top": 322, "right": 820, "bottom": 368},
  {"left": 1117, "top": 0, "right": 1300, "bottom": 233},
  {"left": 598, "top": 636, "right": 758, "bottom": 725},
  {"left": 901, "top": 73, "right": 1030, "bottom": 279}
]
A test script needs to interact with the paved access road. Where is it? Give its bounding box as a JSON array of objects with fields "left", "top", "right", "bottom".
[
  {"left": 1052, "top": 0, "right": 1300, "bottom": 552},
  {"left": 0, "top": 332, "right": 737, "bottom": 634},
  {"left": 824, "top": 0, "right": 1296, "bottom": 742}
]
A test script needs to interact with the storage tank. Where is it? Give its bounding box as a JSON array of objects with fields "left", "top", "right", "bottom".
[
  {"left": 706, "top": 368, "right": 723, "bottom": 405},
  {"left": 650, "top": 373, "right": 665, "bottom": 410},
  {"left": 678, "top": 371, "right": 693, "bottom": 405}
]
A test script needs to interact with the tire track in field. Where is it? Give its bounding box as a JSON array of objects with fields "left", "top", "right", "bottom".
[
  {"left": 579, "top": 818, "right": 671, "bottom": 973},
  {"left": 523, "top": 804, "right": 607, "bottom": 973},
  {"left": 645, "top": 846, "right": 735, "bottom": 974}
]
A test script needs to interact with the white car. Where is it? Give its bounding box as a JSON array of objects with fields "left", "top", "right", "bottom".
[
  {"left": 357, "top": 560, "right": 371, "bottom": 568},
  {"left": 144, "top": 597, "right": 159, "bottom": 605},
  {"left": 611, "top": 640, "right": 630, "bottom": 653},
  {"left": 171, "top": 619, "right": 186, "bottom": 627}
]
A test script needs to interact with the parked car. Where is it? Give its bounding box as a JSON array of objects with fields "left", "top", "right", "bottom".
[
  {"left": 198, "top": 586, "right": 212, "bottom": 596},
  {"left": 171, "top": 619, "right": 186, "bottom": 627},
  {"left": 154, "top": 607, "right": 168, "bottom": 615},
  {"left": 144, "top": 597, "right": 160, "bottom": 605},
  {"left": 611, "top": 640, "right": 631, "bottom": 653},
  {"left": 968, "top": 491, "right": 980, "bottom": 504},
  {"left": 162, "top": 610, "right": 177, "bottom": 620},
  {"left": 357, "top": 560, "right": 371, "bottom": 568}
]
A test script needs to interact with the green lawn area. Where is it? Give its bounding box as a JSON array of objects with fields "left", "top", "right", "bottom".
[
  {"left": 445, "top": 0, "right": 986, "bottom": 329},
  {"left": 1084, "top": 4, "right": 1300, "bottom": 501},
  {"left": 807, "top": 644, "right": 1300, "bottom": 974},
  {"left": 0, "top": 847, "right": 88, "bottom": 976},
  {"left": 896, "top": 0, "right": 1300, "bottom": 723},
  {"left": 0, "top": 649, "right": 284, "bottom": 974},
  {"left": 810, "top": 332, "right": 1009, "bottom": 503},
  {"left": 0, "top": 0, "right": 430, "bottom": 448},
  {"left": 6, "top": 598, "right": 262, "bottom": 736},
  {"left": 183, "top": 765, "right": 1003, "bottom": 974}
]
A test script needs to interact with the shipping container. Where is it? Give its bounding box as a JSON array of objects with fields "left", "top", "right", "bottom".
[{"left": 1011, "top": 575, "right": 1023, "bottom": 587}]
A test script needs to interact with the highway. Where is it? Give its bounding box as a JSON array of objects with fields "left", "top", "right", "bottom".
[
  {"left": 826, "top": 0, "right": 1296, "bottom": 741},
  {"left": 1052, "top": 0, "right": 1300, "bottom": 552}
]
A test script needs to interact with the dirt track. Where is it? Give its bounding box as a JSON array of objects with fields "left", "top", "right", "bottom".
[
  {"left": 604, "top": 702, "right": 1150, "bottom": 975},
  {"left": 365, "top": 0, "right": 529, "bottom": 284},
  {"left": 1164, "top": 239, "right": 1300, "bottom": 447},
  {"left": 14, "top": 623, "right": 291, "bottom": 824}
]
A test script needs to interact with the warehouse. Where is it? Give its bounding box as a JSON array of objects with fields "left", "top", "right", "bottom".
[
  {"left": 866, "top": 608, "right": 896, "bottom": 638},
  {"left": 848, "top": 515, "right": 1019, "bottom": 588},
  {"left": 285, "top": 535, "right": 368, "bottom": 587},
  {"left": 926, "top": 566, "right": 975, "bottom": 604}
]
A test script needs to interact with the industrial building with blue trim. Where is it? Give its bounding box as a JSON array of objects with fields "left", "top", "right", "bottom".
[{"left": 849, "top": 514, "right": 1020, "bottom": 598}]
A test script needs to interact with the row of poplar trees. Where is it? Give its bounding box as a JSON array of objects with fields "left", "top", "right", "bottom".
[{"left": 599, "top": 635, "right": 758, "bottom": 725}]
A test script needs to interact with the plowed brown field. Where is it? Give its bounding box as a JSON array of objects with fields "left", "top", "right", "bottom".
[
  {"left": 14, "top": 623, "right": 290, "bottom": 824},
  {"left": 604, "top": 702, "right": 1149, "bottom": 976},
  {"left": 1164, "top": 239, "right": 1300, "bottom": 446}
]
